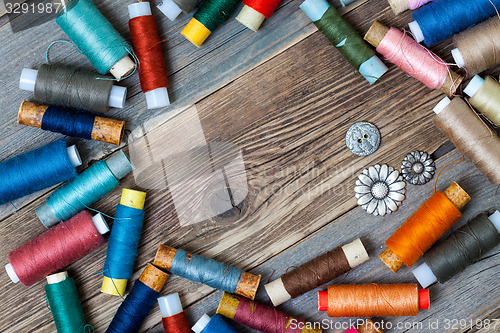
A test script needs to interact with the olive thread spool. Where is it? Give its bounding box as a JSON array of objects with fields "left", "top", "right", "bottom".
[
  {"left": 19, "top": 65, "right": 127, "bottom": 112},
  {"left": 432, "top": 97, "right": 500, "bottom": 184},
  {"left": 45, "top": 272, "right": 90, "bottom": 333},
  {"left": 0, "top": 138, "right": 80, "bottom": 206},
  {"left": 300, "top": 0, "right": 387, "bottom": 85},
  {"left": 464, "top": 75, "right": 500, "bottom": 127},
  {"left": 5, "top": 210, "right": 109, "bottom": 286},
  {"left": 264, "top": 238, "right": 369, "bottom": 306},
  {"left": 318, "top": 284, "right": 429, "bottom": 317},
  {"left": 217, "top": 292, "right": 322, "bottom": 333},
  {"left": 379, "top": 182, "right": 471, "bottom": 273},
  {"left": 158, "top": 293, "right": 191, "bottom": 333},
  {"left": 413, "top": 210, "right": 500, "bottom": 288},
  {"left": 387, "top": 0, "right": 434, "bottom": 15},
  {"left": 35, "top": 150, "right": 133, "bottom": 228},
  {"left": 55, "top": 0, "right": 135, "bottom": 80},
  {"left": 106, "top": 264, "right": 169, "bottom": 333},
  {"left": 18, "top": 101, "right": 125, "bottom": 146},
  {"left": 192, "top": 313, "right": 238, "bottom": 333},
  {"left": 101, "top": 189, "right": 146, "bottom": 296},
  {"left": 235, "top": 0, "right": 281, "bottom": 32},
  {"left": 157, "top": 0, "right": 203, "bottom": 20},
  {"left": 364, "top": 20, "right": 462, "bottom": 97},
  {"left": 154, "top": 245, "right": 261, "bottom": 299}
]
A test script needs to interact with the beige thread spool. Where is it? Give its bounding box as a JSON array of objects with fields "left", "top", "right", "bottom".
[{"left": 464, "top": 75, "right": 500, "bottom": 127}]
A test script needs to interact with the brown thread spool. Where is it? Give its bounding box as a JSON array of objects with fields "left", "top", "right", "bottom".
[
  {"left": 357, "top": 319, "right": 384, "bottom": 333},
  {"left": 364, "top": 20, "right": 463, "bottom": 97},
  {"left": 379, "top": 182, "right": 470, "bottom": 273},
  {"left": 18, "top": 100, "right": 125, "bottom": 146},
  {"left": 264, "top": 238, "right": 369, "bottom": 306},
  {"left": 318, "top": 284, "right": 429, "bottom": 317},
  {"left": 140, "top": 263, "right": 170, "bottom": 292},
  {"left": 154, "top": 245, "right": 261, "bottom": 300}
]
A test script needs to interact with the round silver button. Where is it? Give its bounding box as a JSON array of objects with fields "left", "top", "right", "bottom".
[{"left": 346, "top": 122, "right": 381, "bottom": 156}]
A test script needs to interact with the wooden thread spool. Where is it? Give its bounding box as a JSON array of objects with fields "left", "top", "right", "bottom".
[
  {"left": 18, "top": 100, "right": 125, "bottom": 146},
  {"left": 379, "top": 182, "right": 470, "bottom": 273},
  {"left": 364, "top": 20, "right": 463, "bottom": 97},
  {"left": 154, "top": 245, "right": 261, "bottom": 300}
]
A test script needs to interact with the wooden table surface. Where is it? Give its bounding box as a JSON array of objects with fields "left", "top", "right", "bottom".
[{"left": 0, "top": 0, "right": 498, "bottom": 332}]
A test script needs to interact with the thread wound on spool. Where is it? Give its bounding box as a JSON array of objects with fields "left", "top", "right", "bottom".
[
  {"left": 357, "top": 318, "right": 384, "bottom": 333},
  {"left": 468, "top": 76, "right": 500, "bottom": 127},
  {"left": 0, "top": 138, "right": 77, "bottom": 205},
  {"left": 236, "top": 0, "right": 281, "bottom": 31},
  {"left": 196, "top": 314, "right": 238, "bottom": 333},
  {"left": 162, "top": 312, "right": 191, "bottom": 333},
  {"left": 8, "top": 210, "right": 106, "bottom": 286}
]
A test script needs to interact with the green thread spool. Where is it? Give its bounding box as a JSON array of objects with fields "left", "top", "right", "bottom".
[
  {"left": 45, "top": 272, "right": 92, "bottom": 333},
  {"left": 300, "top": 0, "right": 387, "bottom": 84},
  {"left": 464, "top": 75, "right": 500, "bottom": 127},
  {"left": 181, "top": 0, "right": 241, "bottom": 47},
  {"left": 56, "top": 0, "right": 135, "bottom": 80}
]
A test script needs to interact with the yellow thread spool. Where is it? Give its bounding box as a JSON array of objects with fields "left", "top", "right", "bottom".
[{"left": 182, "top": 18, "right": 212, "bottom": 47}]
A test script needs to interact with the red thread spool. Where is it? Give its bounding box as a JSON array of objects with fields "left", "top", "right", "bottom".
[
  {"left": 6, "top": 210, "right": 108, "bottom": 286},
  {"left": 236, "top": 0, "right": 282, "bottom": 31},
  {"left": 158, "top": 293, "right": 191, "bottom": 333},
  {"left": 128, "top": 2, "right": 170, "bottom": 109}
]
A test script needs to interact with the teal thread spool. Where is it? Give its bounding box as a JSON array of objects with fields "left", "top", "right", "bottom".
[
  {"left": 36, "top": 150, "right": 133, "bottom": 228},
  {"left": 56, "top": 0, "right": 135, "bottom": 80},
  {"left": 300, "top": 0, "right": 387, "bottom": 84},
  {"left": 45, "top": 272, "right": 92, "bottom": 333}
]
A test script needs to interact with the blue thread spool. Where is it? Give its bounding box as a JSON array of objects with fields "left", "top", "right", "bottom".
[
  {"left": 55, "top": 0, "right": 135, "bottom": 80},
  {"left": 36, "top": 150, "right": 133, "bottom": 228},
  {"left": 106, "top": 264, "right": 169, "bottom": 333},
  {"left": 410, "top": 0, "right": 500, "bottom": 46},
  {"left": 101, "top": 189, "right": 146, "bottom": 296},
  {"left": 192, "top": 314, "right": 238, "bottom": 333},
  {"left": 0, "top": 139, "right": 80, "bottom": 206}
]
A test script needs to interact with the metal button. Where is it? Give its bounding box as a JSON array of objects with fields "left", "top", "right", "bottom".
[
  {"left": 346, "top": 122, "right": 381, "bottom": 156},
  {"left": 401, "top": 151, "right": 436, "bottom": 185}
]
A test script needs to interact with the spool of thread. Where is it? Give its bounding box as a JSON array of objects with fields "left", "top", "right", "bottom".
[
  {"left": 192, "top": 313, "right": 238, "bottom": 333},
  {"left": 464, "top": 75, "right": 500, "bottom": 127},
  {"left": 158, "top": 293, "right": 191, "bottom": 333},
  {"left": 154, "top": 245, "right": 261, "bottom": 300},
  {"left": 0, "top": 138, "right": 80, "bottom": 205},
  {"left": 18, "top": 101, "right": 125, "bottom": 146},
  {"left": 364, "top": 20, "right": 462, "bottom": 97},
  {"left": 45, "top": 272, "right": 90, "bottom": 333},
  {"left": 413, "top": 210, "right": 500, "bottom": 288},
  {"left": 300, "top": 0, "right": 387, "bottom": 84},
  {"left": 409, "top": 0, "right": 500, "bottom": 46},
  {"left": 217, "top": 292, "right": 322, "bottom": 333},
  {"left": 235, "top": 0, "right": 281, "bottom": 32},
  {"left": 318, "top": 284, "right": 429, "bottom": 317},
  {"left": 354, "top": 319, "right": 384, "bottom": 333},
  {"left": 264, "top": 238, "right": 369, "bottom": 306},
  {"left": 387, "top": 0, "right": 434, "bottom": 15},
  {"left": 432, "top": 97, "right": 500, "bottom": 184},
  {"left": 55, "top": 0, "right": 135, "bottom": 80},
  {"left": 128, "top": 2, "right": 170, "bottom": 109},
  {"left": 19, "top": 65, "right": 127, "bottom": 112},
  {"left": 36, "top": 150, "right": 133, "bottom": 228},
  {"left": 5, "top": 210, "right": 109, "bottom": 286},
  {"left": 157, "top": 0, "right": 203, "bottom": 21},
  {"left": 379, "top": 182, "right": 471, "bottom": 273},
  {"left": 106, "top": 263, "right": 169, "bottom": 333},
  {"left": 181, "top": 0, "right": 241, "bottom": 47},
  {"left": 452, "top": 18, "right": 500, "bottom": 75},
  {"left": 101, "top": 189, "right": 146, "bottom": 296}
]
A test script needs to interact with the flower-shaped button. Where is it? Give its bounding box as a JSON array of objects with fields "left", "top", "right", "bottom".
[
  {"left": 401, "top": 151, "right": 436, "bottom": 185},
  {"left": 355, "top": 164, "right": 406, "bottom": 216}
]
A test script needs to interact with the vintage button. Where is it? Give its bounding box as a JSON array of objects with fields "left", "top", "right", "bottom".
[
  {"left": 401, "top": 151, "right": 436, "bottom": 185},
  {"left": 346, "top": 122, "right": 381, "bottom": 156}
]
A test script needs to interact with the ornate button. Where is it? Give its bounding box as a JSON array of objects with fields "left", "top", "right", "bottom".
[
  {"left": 346, "top": 122, "right": 381, "bottom": 156},
  {"left": 401, "top": 151, "right": 436, "bottom": 185}
]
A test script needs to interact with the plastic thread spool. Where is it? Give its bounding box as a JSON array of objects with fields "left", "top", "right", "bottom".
[
  {"left": 264, "top": 238, "right": 369, "bottom": 306},
  {"left": 5, "top": 210, "right": 109, "bottom": 286},
  {"left": 35, "top": 150, "right": 134, "bottom": 228},
  {"left": 192, "top": 313, "right": 238, "bottom": 333},
  {"left": 412, "top": 210, "right": 500, "bottom": 288},
  {"left": 154, "top": 245, "right": 261, "bottom": 299},
  {"left": 379, "top": 182, "right": 470, "bottom": 273},
  {"left": 0, "top": 139, "right": 80, "bottom": 206},
  {"left": 235, "top": 0, "right": 281, "bottom": 32},
  {"left": 364, "top": 20, "right": 463, "bottom": 97},
  {"left": 18, "top": 101, "right": 125, "bottom": 146},
  {"left": 159, "top": 293, "right": 191, "bottom": 333},
  {"left": 318, "top": 284, "right": 429, "bottom": 317},
  {"left": 300, "top": 0, "right": 388, "bottom": 85},
  {"left": 464, "top": 75, "right": 500, "bottom": 127},
  {"left": 157, "top": 0, "right": 202, "bottom": 20},
  {"left": 128, "top": 2, "right": 170, "bottom": 109},
  {"left": 387, "top": 0, "right": 434, "bottom": 15},
  {"left": 19, "top": 66, "right": 127, "bottom": 112}
]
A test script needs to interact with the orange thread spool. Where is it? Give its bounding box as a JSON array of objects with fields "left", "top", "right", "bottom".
[{"left": 318, "top": 284, "right": 429, "bottom": 317}]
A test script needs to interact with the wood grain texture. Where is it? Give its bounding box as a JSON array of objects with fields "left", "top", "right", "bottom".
[{"left": 0, "top": 0, "right": 498, "bottom": 332}]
